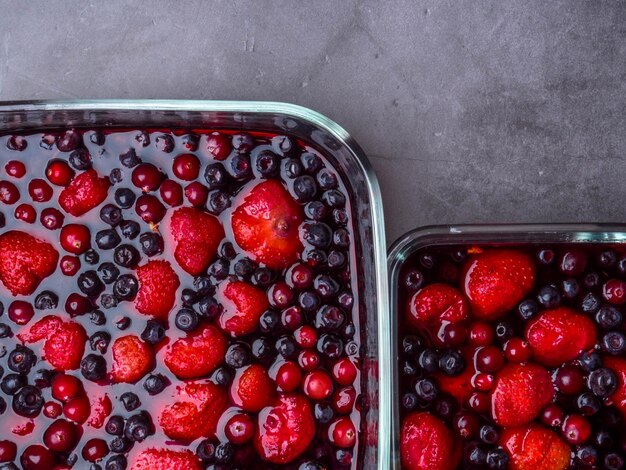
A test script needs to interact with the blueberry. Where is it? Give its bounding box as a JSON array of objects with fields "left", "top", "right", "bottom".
[
  {"left": 594, "top": 429, "right": 615, "bottom": 448},
  {"left": 120, "top": 392, "right": 141, "bottom": 411},
  {"left": 113, "top": 274, "right": 139, "bottom": 300},
  {"left": 414, "top": 378, "right": 438, "bottom": 401},
  {"left": 581, "top": 292, "right": 601, "bottom": 314},
  {"left": 562, "top": 278, "right": 580, "bottom": 299},
  {"left": 575, "top": 445, "right": 598, "bottom": 467},
  {"left": 228, "top": 153, "right": 251, "bottom": 180},
  {"left": 588, "top": 367, "right": 618, "bottom": 397},
  {"left": 78, "top": 270, "right": 104, "bottom": 297},
  {"left": 100, "top": 294, "right": 118, "bottom": 309},
  {"left": 141, "top": 320, "right": 166, "bottom": 344},
  {"left": 119, "top": 148, "right": 140, "bottom": 168},
  {"left": 314, "top": 402, "right": 335, "bottom": 423},
  {"left": 12, "top": 385, "right": 43, "bottom": 417},
  {"left": 155, "top": 134, "right": 174, "bottom": 153},
  {"left": 89, "top": 131, "right": 105, "bottom": 146},
  {"left": 282, "top": 158, "right": 303, "bottom": 178},
  {"left": 84, "top": 249, "right": 100, "bottom": 265},
  {"left": 465, "top": 444, "right": 487, "bottom": 466},
  {"left": 577, "top": 391, "right": 601, "bottom": 415},
  {"left": 315, "top": 305, "right": 345, "bottom": 331},
  {"left": 7, "top": 346, "right": 35, "bottom": 374},
  {"left": 602, "top": 331, "right": 626, "bottom": 355},
  {"left": 299, "top": 291, "right": 321, "bottom": 312},
  {"left": 110, "top": 168, "right": 123, "bottom": 184},
  {"left": 112, "top": 245, "right": 139, "bottom": 268},
  {"left": 207, "top": 190, "right": 231, "bottom": 215},
  {"left": 212, "top": 366, "right": 233, "bottom": 386},
  {"left": 81, "top": 354, "right": 107, "bottom": 381},
  {"left": 303, "top": 201, "right": 328, "bottom": 222},
  {"left": 252, "top": 267, "right": 275, "bottom": 287},
  {"left": 234, "top": 258, "right": 255, "bottom": 279},
  {"left": 0, "top": 397, "right": 5, "bottom": 415},
  {"left": 596, "top": 305, "right": 622, "bottom": 329},
  {"left": 322, "top": 189, "right": 346, "bottom": 208},
  {"left": 124, "top": 411, "right": 154, "bottom": 442},
  {"left": 34, "top": 290, "right": 58, "bottom": 310},
  {"left": 251, "top": 337, "right": 276, "bottom": 365},
  {"left": 537, "top": 284, "right": 561, "bottom": 308},
  {"left": 604, "top": 453, "right": 624, "bottom": 470},
  {"left": 317, "top": 333, "right": 344, "bottom": 359},
  {"left": 419, "top": 253, "right": 436, "bottom": 269},
  {"left": 225, "top": 342, "right": 251, "bottom": 368},
  {"left": 119, "top": 220, "right": 140, "bottom": 239},
  {"left": 402, "top": 360, "right": 418, "bottom": 376},
  {"left": 214, "top": 442, "right": 234, "bottom": 464},
  {"left": 276, "top": 335, "right": 299, "bottom": 359},
  {"left": 98, "top": 262, "right": 120, "bottom": 284},
  {"left": 403, "top": 269, "right": 424, "bottom": 291},
  {"left": 314, "top": 274, "right": 340, "bottom": 298},
  {"left": 584, "top": 272, "right": 601, "bottom": 289},
  {"left": 438, "top": 350, "right": 465, "bottom": 376},
  {"left": 116, "top": 317, "right": 131, "bottom": 330},
  {"left": 115, "top": 188, "right": 136, "bottom": 208},
  {"left": 209, "top": 258, "right": 229, "bottom": 281},
  {"left": 293, "top": 175, "right": 317, "bottom": 202},
  {"left": 433, "top": 395, "right": 456, "bottom": 420},
  {"left": 259, "top": 309, "right": 282, "bottom": 333},
  {"left": 96, "top": 228, "right": 122, "bottom": 250},
  {"left": 139, "top": 232, "right": 163, "bottom": 257},
  {"left": 143, "top": 374, "right": 167, "bottom": 395},
  {"left": 328, "top": 250, "right": 347, "bottom": 269},
  {"left": 486, "top": 448, "right": 509, "bottom": 469},
  {"left": 232, "top": 133, "right": 253, "bottom": 153},
  {"left": 599, "top": 250, "right": 618, "bottom": 267},
  {"left": 517, "top": 299, "right": 539, "bottom": 321},
  {"left": 271, "top": 135, "right": 294, "bottom": 155},
  {"left": 299, "top": 462, "right": 325, "bottom": 470},
  {"left": 304, "top": 222, "right": 332, "bottom": 248},
  {"left": 90, "top": 310, "right": 106, "bottom": 325},
  {"left": 333, "top": 228, "right": 350, "bottom": 247},
  {"left": 0, "top": 323, "right": 11, "bottom": 338},
  {"left": 495, "top": 322, "right": 514, "bottom": 343},
  {"left": 175, "top": 308, "right": 199, "bottom": 332},
  {"left": 100, "top": 204, "right": 123, "bottom": 226},
  {"left": 108, "top": 437, "right": 131, "bottom": 455},
  {"left": 1, "top": 373, "right": 26, "bottom": 395},
  {"left": 579, "top": 350, "right": 602, "bottom": 371},
  {"left": 300, "top": 152, "right": 322, "bottom": 173},
  {"left": 317, "top": 168, "right": 338, "bottom": 189},
  {"left": 196, "top": 439, "right": 216, "bottom": 461},
  {"left": 254, "top": 149, "right": 280, "bottom": 176},
  {"left": 203, "top": 162, "right": 229, "bottom": 189},
  {"left": 69, "top": 148, "right": 92, "bottom": 170},
  {"left": 193, "top": 276, "right": 213, "bottom": 296},
  {"left": 89, "top": 331, "right": 111, "bottom": 354},
  {"left": 418, "top": 349, "right": 439, "bottom": 373},
  {"left": 402, "top": 335, "right": 422, "bottom": 355},
  {"left": 197, "top": 296, "right": 220, "bottom": 320}
]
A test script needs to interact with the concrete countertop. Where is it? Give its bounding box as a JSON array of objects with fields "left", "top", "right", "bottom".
[{"left": 1, "top": 0, "right": 624, "bottom": 245}]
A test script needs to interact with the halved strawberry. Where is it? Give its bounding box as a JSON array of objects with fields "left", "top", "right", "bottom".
[
  {"left": 500, "top": 424, "right": 570, "bottom": 470},
  {"left": 230, "top": 364, "right": 276, "bottom": 412},
  {"left": 58, "top": 169, "right": 110, "bottom": 216},
  {"left": 130, "top": 448, "right": 202, "bottom": 470},
  {"left": 603, "top": 356, "right": 626, "bottom": 418},
  {"left": 254, "top": 394, "right": 315, "bottom": 464},
  {"left": 525, "top": 306, "right": 596, "bottom": 366},
  {"left": 87, "top": 394, "right": 112, "bottom": 429},
  {"left": 462, "top": 249, "right": 535, "bottom": 320},
  {"left": 0, "top": 231, "right": 59, "bottom": 296},
  {"left": 232, "top": 179, "right": 304, "bottom": 269},
  {"left": 490, "top": 363, "right": 554, "bottom": 427},
  {"left": 169, "top": 207, "right": 224, "bottom": 275},
  {"left": 163, "top": 324, "right": 227, "bottom": 379},
  {"left": 18, "top": 315, "right": 86, "bottom": 371},
  {"left": 400, "top": 412, "right": 459, "bottom": 470},
  {"left": 218, "top": 281, "right": 269, "bottom": 337},
  {"left": 407, "top": 283, "right": 469, "bottom": 329},
  {"left": 158, "top": 380, "right": 228, "bottom": 443},
  {"left": 135, "top": 260, "right": 180, "bottom": 321},
  {"left": 110, "top": 335, "right": 154, "bottom": 383}
]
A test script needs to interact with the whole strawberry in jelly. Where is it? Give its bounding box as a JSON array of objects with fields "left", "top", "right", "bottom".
[{"left": 401, "top": 412, "right": 459, "bottom": 470}]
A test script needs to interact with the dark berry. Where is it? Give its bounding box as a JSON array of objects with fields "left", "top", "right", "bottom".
[
  {"left": 581, "top": 292, "right": 601, "bottom": 314},
  {"left": 575, "top": 445, "right": 598, "bottom": 467},
  {"left": 89, "top": 131, "right": 105, "bottom": 146},
  {"left": 560, "top": 250, "right": 588, "bottom": 276},
  {"left": 0, "top": 323, "right": 11, "bottom": 338},
  {"left": 584, "top": 272, "right": 601, "bottom": 289},
  {"left": 228, "top": 154, "right": 251, "bottom": 180},
  {"left": 141, "top": 320, "right": 165, "bottom": 344},
  {"left": 604, "top": 452, "right": 624, "bottom": 470},
  {"left": 1, "top": 373, "right": 26, "bottom": 395},
  {"left": 208, "top": 258, "right": 229, "bottom": 280},
  {"left": 196, "top": 439, "right": 216, "bottom": 461},
  {"left": 105, "top": 415, "right": 125, "bottom": 436},
  {"left": 314, "top": 402, "right": 335, "bottom": 424},
  {"left": 78, "top": 270, "right": 105, "bottom": 297},
  {"left": 110, "top": 168, "right": 123, "bottom": 184},
  {"left": 119, "top": 220, "right": 140, "bottom": 239},
  {"left": 562, "top": 278, "right": 580, "bottom": 299},
  {"left": 34, "top": 290, "right": 58, "bottom": 310},
  {"left": 69, "top": 148, "right": 92, "bottom": 170},
  {"left": 98, "top": 263, "right": 120, "bottom": 284},
  {"left": 108, "top": 437, "right": 131, "bottom": 454},
  {"left": 537, "top": 285, "right": 561, "bottom": 308},
  {"left": 403, "top": 269, "right": 424, "bottom": 291},
  {"left": 139, "top": 232, "right": 163, "bottom": 257},
  {"left": 114, "top": 188, "right": 136, "bottom": 208},
  {"left": 271, "top": 135, "right": 294, "bottom": 155},
  {"left": 90, "top": 310, "right": 106, "bottom": 325},
  {"left": 322, "top": 189, "right": 346, "bottom": 208},
  {"left": 576, "top": 392, "right": 601, "bottom": 415},
  {"left": 486, "top": 448, "right": 509, "bottom": 469},
  {"left": 254, "top": 149, "right": 280, "bottom": 177},
  {"left": 251, "top": 337, "right": 276, "bottom": 365},
  {"left": 293, "top": 175, "right": 317, "bottom": 202},
  {"left": 89, "top": 331, "right": 111, "bottom": 354},
  {"left": 81, "top": 354, "right": 107, "bottom": 382},
  {"left": 596, "top": 305, "right": 623, "bottom": 329},
  {"left": 214, "top": 442, "right": 234, "bottom": 464},
  {"left": 120, "top": 392, "right": 141, "bottom": 412},
  {"left": 517, "top": 299, "right": 539, "bottom": 321},
  {"left": 252, "top": 267, "right": 275, "bottom": 287},
  {"left": 315, "top": 305, "right": 345, "bottom": 331},
  {"left": 8, "top": 346, "right": 36, "bottom": 374},
  {"left": 113, "top": 274, "right": 139, "bottom": 301},
  {"left": 276, "top": 335, "right": 299, "bottom": 359},
  {"left": 12, "top": 385, "right": 43, "bottom": 417},
  {"left": 143, "top": 374, "right": 167, "bottom": 395},
  {"left": 494, "top": 322, "right": 514, "bottom": 343},
  {"left": 465, "top": 443, "right": 487, "bottom": 466},
  {"left": 438, "top": 350, "right": 465, "bottom": 376},
  {"left": 414, "top": 377, "right": 438, "bottom": 401},
  {"left": 418, "top": 349, "right": 439, "bottom": 373},
  {"left": 402, "top": 335, "right": 422, "bottom": 356},
  {"left": 225, "top": 343, "right": 251, "bottom": 368},
  {"left": 317, "top": 333, "right": 344, "bottom": 359},
  {"left": 155, "top": 134, "right": 174, "bottom": 153},
  {"left": 300, "top": 152, "right": 322, "bottom": 173},
  {"left": 207, "top": 190, "right": 231, "bottom": 215},
  {"left": 204, "top": 162, "right": 229, "bottom": 189},
  {"left": 100, "top": 294, "right": 119, "bottom": 309},
  {"left": 175, "top": 308, "right": 199, "bottom": 332},
  {"left": 304, "top": 222, "right": 332, "bottom": 248},
  {"left": 588, "top": 367, "right": 618, "bottom": 397},
  {"left": 84, "top": 249, "right": 100, "bottom": 265},
  {"left": 100, "top": 204, "right": 123, "bottom": 226},
  {"left": 124, "top": 412, "right": 153, "bottom": 442},
  {"left": 115, "top": 317, "right": 131, "bottom": 330},
  {"left": 113, "top": 245, "right": 140, "bottom": 268},
  {"left": 197, "top": 296, "right": 220, "bottom": 320},
  {"left": 603, "top": 331, "right": 626, "bottom": 355},
  {"left": 119, "top": 149, "right": 140, "bottom": 168}
]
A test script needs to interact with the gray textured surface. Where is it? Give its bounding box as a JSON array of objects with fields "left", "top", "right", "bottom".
[{"left": 1, "top": 0, "right": 625, "bottom": 246}]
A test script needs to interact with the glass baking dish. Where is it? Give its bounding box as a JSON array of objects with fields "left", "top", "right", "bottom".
[
  {"left": 0, "top": 100, "right": 390, "bottom": 469},
  {"left": 387, "top": 223, "right": 626, "bottom": 469}
]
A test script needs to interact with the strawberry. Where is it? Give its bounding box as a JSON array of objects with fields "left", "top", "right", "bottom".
[
  {"left": 490, "top": 363, "right": 554, "bottom": 427},
  {"left": 231, "top": 179, "right": 304, "bottom": 269},
  {"left": 169, "top": 207, "right": 224, "bottom": 275},
  {"left": 130, "top": 448, "right": 202, "bottom": 470},
  {"left": 0, "top": 231, "right": 58, "bottom": 296},
  {"left": 603, "top": 356, "right": 626, "bottom": 418},
  {"left": 407, "top": 283, "right": 469, "bottom": 329},
  {"left": 462, "top": 249, "right": 535, "bottom": 320},
  {"left": 254, "top": 394, "right": 315, "bottom": 464},
  {"left": 400, "top": 412, "right": 459, "bottom": 470},
  {"left": 87, "top": 394, "right": 111, "bottom": 429},
  {"left": 58, "top": 169, "right": 110, "bottom": 216},
  {"left": 18, "top": 315, "right": 86, "bottom": 371},
  {"left": 500, "top": 424, "right": 570, "bottom": 470},
  {"left": 218, "top": 281, "right": 269, "bottom": 337},
  {"left": 110, "top": 335, "right": 154, "bottom": 383},
  {"left": 164, "top": 324, "right": 227, "bottom": 379},
  {"left": 135, "top": 260, "right": 180, "bottom": 321},
  {"left": 230, "top": 364, "right": 276, "bottom": 412},
  {"left": 525, "top": 306, "right": 597, "bottom": 366},
  {"left": 434, "top": 347, "right": 475, "bottom": 404},
  {"left": 158, "top": 380, "right": 228, "bottom": 443}
]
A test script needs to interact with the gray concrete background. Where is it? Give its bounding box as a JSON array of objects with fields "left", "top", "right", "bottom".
[{"left": 0, "top": 0, "right": 624, "bottom": 246}]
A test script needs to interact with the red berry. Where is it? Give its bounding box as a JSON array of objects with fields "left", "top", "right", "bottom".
[
  {"left": 475, "top": 345, "right": 504, "bottom": 373},
  {"left": 469, "top": 322, "right": 494, "bottom": 346},
  {"left": 269, "top": 282, "right": 294, "bottom": 308},
  {"left": 274, "top": 361, "right": 302, "bottom": 392},
  {"left": 561, "top": 414, "right": 591, "bottom": 445},
  {"left": 184, "top": 181, "right": 209, "bottom": 206},
  {"left": 453, "top": 412, "right": 479, "bottom": 439},
  {"left": 43, "top": 401, "right": 62, "bottom": 419},
  {"left": 332, "top": 358, "right": 358, "bottom": 386},
  {"left": 542, "top": 403, "right": 564, "bottom": 427},
  {"left": 471, "top": 373, "right": 494, "bottom": 392},
  {"left": 172, "top": 153, "right": 200, "bottom": 180},
  {"left": 553, "top": 364, "right": 584, "bottom": 395},
  {"left": 60, "top": 256, "right": 81, "bottom": 276},
  {"left": 0, "top": 181, "right": 20, "bottom": 204},
  {"left": 504, "top": 338, "right": 531, "bottom": 363},
  {"left": 603, "top": 279, "right": 626, "bottom": 305},
  {"left": 56, "top": 130, "right": 81, "bottom": 152},
  {"left": 60, "top": 224, "right": 91, "bottom": 254},
  {"left": 40, "top": 207, "right": 64, "bottom": 229},
  {"left": 64, "top": 293, "right": 93, "bottom": 316},
  {"left": 294, "top": 325, "right": 318, "bottom": 349},
  {"left": 281, "top": 306, "right": 302, "bottom": 330},
  {"left": 5, "top": 160, "right": 26, "bottom": 178},
  {"left": 559, "top": 250, "right": 588, "bottom": 276},
  {"left": 81, "top": 438, "right": 109, "bottom": 462},
  {"left": 132, "top": 163, "right": 163, "bottom": 192},
  {"left": 435, "top": 322, "right": 468, "bottom": 347},
  {"left": 135, "top": 194, "right": 166, "bottom": 223},
  {"left": 51, "top": 374, "right": 83, "bottom": 402},
  {"left": 207, "top": 132, "right": 232, "bottom": 160},
  {"left": 8, "top": 300, "right": 34, "bottom": 325},
  {"left": 7, "top": 135, "right": 27, "bottom": 151},
  {"left": 159, "top": 179, "right": 183, "bottom": 206},
  {"left": 303, "top": 370, "right": 333, "bottom": 400},
  {"left": 46, "top": 160, "right": 74, "bottom": 186},
  {"left": 468, "top": 391, "right": 489, "bottom": 413},
  {"left": 63, "top": 395, "right": 90, "bottom": 424},
  {"left": 20, "top": 445, "right": 55, "bottom": 470},
  {"left": 43, "top": 419, "right": 78, "bottom": 452},
  {"left": 288, "top": 263, "right": 314, "bottom": 289},
  {"left": 0, "top": 440, "right": 17, "bottom": 463},
  {"left": 28, "top": 179, "right": 53, "bottom": 202},
  {"left": 333, "top": 386, "right": 356, "bottom": 414},
  {"left": 329, "top": 417, "right": 357, "bottom": 448},
  {"left": 225, "top": 413, "right": 255, "bottom": 445},
  {"left": 298, "top": 350, "right": 320, "bottom": 371},
  {"left": 14, "top": 204, "right": 36, "bottom": 223}
]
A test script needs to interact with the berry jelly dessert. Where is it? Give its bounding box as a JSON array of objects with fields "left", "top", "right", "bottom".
[
  {"left": 397, "top": 244, "right": 626, "bottom": 470},
  {"left": 0, "top": 128, "right": 362, "bottom": 469}
]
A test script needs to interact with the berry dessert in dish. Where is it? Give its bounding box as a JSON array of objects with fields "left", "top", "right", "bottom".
[
  {"left": 0, "top": 128, "right": 362, "bottom": 469},
  {"left": 397, "top": 244, "right": 626, "bottom": 470}
]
